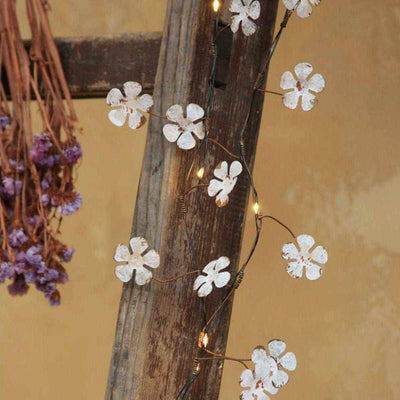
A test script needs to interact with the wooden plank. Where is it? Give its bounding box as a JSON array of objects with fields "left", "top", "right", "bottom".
[
  {"left": 0, "top": 33, "right": 161, "bottom": 98},
  {"left": 106, "top": 1, "right": 279, "bottom": 399}
]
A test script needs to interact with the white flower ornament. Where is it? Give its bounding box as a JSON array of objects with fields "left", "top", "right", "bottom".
[
  {"left": 239, "top": 367, "right": 273, "bottom": 400},
  {"left": 163, "top": 104, "right": 205, "bottom": 150},
  {"left": 283, "top": 0, "right": 321, "bottom": 18},
  {"left": 107, "top": 81, "right": 154, "bottom": 129},
  {"left": 208, "top": 161, "right": 243, "bottom": 207},
  {"left": 229, "top": 0, "right": 261, "bottom": 37},
  {"left": 114, "top": 237, "right": 160, "bottom": 285},
  {"left": 282, "top": 234, "right": 328, "bottom": 280},
  {"left": 193, "top": 256, "right": 231, "bottom": 297},
  {"left": 280, "top": 62, "right": 325, "bottom": 111}
]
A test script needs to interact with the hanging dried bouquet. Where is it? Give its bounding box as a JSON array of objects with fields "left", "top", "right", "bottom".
[{"left": 0, "top": 0, "right": 81, "bottom": 305}]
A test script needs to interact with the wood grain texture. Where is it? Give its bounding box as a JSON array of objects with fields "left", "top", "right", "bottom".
[
  {"left": 1, "top": 33, "right": 161, "bottom": 98},
  {"left": 106, "top": 1, "right": 279, "bottom": 399}
]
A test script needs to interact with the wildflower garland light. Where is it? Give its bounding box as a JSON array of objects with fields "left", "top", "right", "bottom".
[
  {"left": 107, "top": 0, "right": 328, "bottom": 398},
  {"left": 0, "top": 0, "right": 81, "bottom": 305}
]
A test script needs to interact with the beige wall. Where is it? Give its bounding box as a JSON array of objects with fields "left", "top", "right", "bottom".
[{"left": 1, "top": 1, "right": 399, "bottom": 399}]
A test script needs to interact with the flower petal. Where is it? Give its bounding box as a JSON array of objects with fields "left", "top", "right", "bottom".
[
  {"left": 115, "top": 264, "right": 134, "bottom": 283},
  {"left": 282, "top": 0, "right": 298, "bottom": 10},
  {"left": 272, "top": 370, "right": 289, "bottom": 388},
  {"left": 214, "top": 271, "right": 231, "bottom": 288},
  {"left": 134, "top": 266, "right": 153, "bottom": 285},
  {"left": 295, "top": 62, "right": 313, "bottom": 80},
  {"left": 280, "top": 71, "right": 297, "bottom": 90},
  {"left": 208, "top": 179, "right": 223, "bottom": 197},
  {"left": 128, "top": 110, "right": 145, "bottom": 129},
  {"left": 230, "top": 0, "right": 245, "bottom": 13},
  {"left": 229, "top": 161, "right": 243, "bottom": 179},
  {"left": 240, "top": 369, "right": 254, "bottom": 388},
  {"left": 106, "top": 88, "right": 124, "bottom": 106},
  {"left": 268, "top": 339, "right": 286, "bottom": 358},
  {"left": 130, "top": 237, "right": 149, "bottom": 254},
  {"left": 166, "top": 104, "right": 184, "bottom": 123},
  {"left": 240, "top": 390, "right": 255, "bottom": 400},
  {"left": 310, "top": 0, "right": 321, "bottom": 5},
  {"left": 193, "top": 274, "right": 209, "bottom": 291},
  {"left": 286, "top": 261, "right": 303, "bottom": 279},
  {"left": 279, "top": 352, "right": 297, "bottom": 371},
  {"left": 203, "top": 260, "right": 218, "bottom": 274},
  {"left": 197, "top": 281, "right": 213, "bottom": 297},
  {"left": 248, "top": 1, "right": 261, "bottom": 20},
  {"left": 301, "top": 91, "right": 318, "bottom": 111},
  {"left": 143, "top": 249, "right": 160, "bottom": 269},
  {"left": 114, "top": 244, "right": 130, "bottom": 262},
  {"left": 186, "top": 103, "right": 204, "bottom": 122},
  {"left": 108, "top": 109, "right": 126, "bottom": 127},
  {"left": 163, "top": 124, "right": 181, "bottom": 143},
  {"left": 123, "top": 81, "right": 142, "bottom": 99},
  {"left": 215, "top": 256, "right": 230, "bottom": 271},
  {"left": 230, "top": 14, "right": 243, "bottom": 33},
  {"left": 297, "top": 0, "right": 313, "bottom": 18},
  {"left": 137, "top": 94, "right": 154, "bottom": 112},
  {"left": 305, "top": 263, "right": 323, "bottom": 280},
  {"left": 308, "top": 73, "right": 325, "bottom": 93},
  {"left": 177, "top": 131, "right": 196, "bottom": 150},
  {"left": 282, "top": 242, "right": 298, "bottom": 260},
  {"left": 311, "top": 245, "right": 328, "bottom": 265},
  {"left": 252, "top": 346, "right": 268, "bottom": 364},
  {"left": 192, "top": 122, "right": 205, "bottom": 140},
  {"left": 214, "top": 161, "right": 229, "bottom": 180},
  {"left": 283, "top": 90, "right": 300, "bottom": 110},
  {"left": 296, "top": 234, "right": 315, "bottom": 252},
  {"left": 242, "top": 17, "right": 257, "bottom": 36},
  {"left": 216, "top": 190, "right": 229, "bottom": 207}
]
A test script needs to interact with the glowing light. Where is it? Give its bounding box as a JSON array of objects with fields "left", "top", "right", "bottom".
[
  {"left": 199, "top": 331, "right": 209, "bottom": 349},
  {"left": 197, "top": 167, "right": 205, "bottom": 179},
  {"left": 212, "top": 0, "right": 221, "bottom": 13},
  {"left": 253, "top": 203, "right": 260, "bottom": 215},
  {"left": 202, "top": 333, "right": 209, "bottom": 348}
]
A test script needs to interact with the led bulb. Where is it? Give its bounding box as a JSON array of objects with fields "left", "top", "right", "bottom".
[
  {"left": 202, "top": 333, "right": 209, "bottom": 348},
  {"left": 253, "top": 203, "right": 260, "bottom": 215},
  {"left": 197, "top": 167, "right": 205, "bottom": 179},
  {"left": 212, "top": 0, "right": 221, "bottom": 13}
]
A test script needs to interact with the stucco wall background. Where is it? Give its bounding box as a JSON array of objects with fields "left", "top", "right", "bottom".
[{"left": 1, "top": 1, "right": 399, "bottom": 399}]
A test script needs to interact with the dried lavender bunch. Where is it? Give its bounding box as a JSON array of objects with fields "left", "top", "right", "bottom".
[{"left": 0, "top": 0, "right": 81, "bottom": 305}]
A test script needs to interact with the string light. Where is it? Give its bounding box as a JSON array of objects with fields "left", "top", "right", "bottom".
[
  {"left": 198, "top": 331, "right": 209, "bottom": 349},
  {"left": 212, "top": 0, "right": 221, "bottom": 13},
  {"left": 253, "top": 202, "right": 260, "bottom": 215},
  {"left": 197, "top": 167, "right": 205, "bottom": 179}
]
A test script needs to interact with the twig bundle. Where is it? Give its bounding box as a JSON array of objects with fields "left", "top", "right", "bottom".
[{"left": 0, "top": 0, "right": 81, "bottom": 305}]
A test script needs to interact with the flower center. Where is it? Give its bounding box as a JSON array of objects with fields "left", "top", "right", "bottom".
[{"left": 128, "top": 251, "right": 143, "bottom": 267}]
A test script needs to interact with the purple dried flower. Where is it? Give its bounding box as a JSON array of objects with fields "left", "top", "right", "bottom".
[
  {"left": 9, "top": 228, "right": 28, "bottom": 248},
  {"left": 58, "top": 193, "right": 82, "bottom": 216},
  {"left": 41, "top": 171, "right": 53, "bottom": 191},
  {"left": 63, "top": 144, "right": 82, "bottom": 165},
  {"left": 42, "top": 193, "right": 50, "bottom": 207},
  {"left": 2, "top": 177, "right": 22, "bottom": 196},
  {"left": 30, "top": 133, "right": 53, "bottom": 166},
  {"left": 8, "top": 275, "right": 29, "bottom": 296},
  {"left": 0, "top": 116, "right": 11, "bottom": 128},
  {"left": 9, "top": 159, "right": 24, "bottom": 172},
  {"left": 0, "top": 262, "right": 15, "bottom": 283},
  {"left": 61, "top": 246, "right": 74, "bottom": 262},
  {"left": 25, "top": 246, "right": 42, "bottom": 265}
]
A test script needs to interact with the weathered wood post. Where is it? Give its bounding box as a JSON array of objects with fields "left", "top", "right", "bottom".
[{"left": 106, "top": 1, "right": 279, "bottom": 398}]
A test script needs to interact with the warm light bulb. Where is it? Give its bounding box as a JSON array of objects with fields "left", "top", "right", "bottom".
[
  {"left": 202, "top": 333, "right": 209, "bottom": 348},
  {"left": 212, "top": 0, "right": 221, "bottom": 13},
  {"left": 253, "top": 202, "right": 260, "bottom": 215},
  {"left": 197, "top": 167, "right": 205, "bottom": 179}
]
